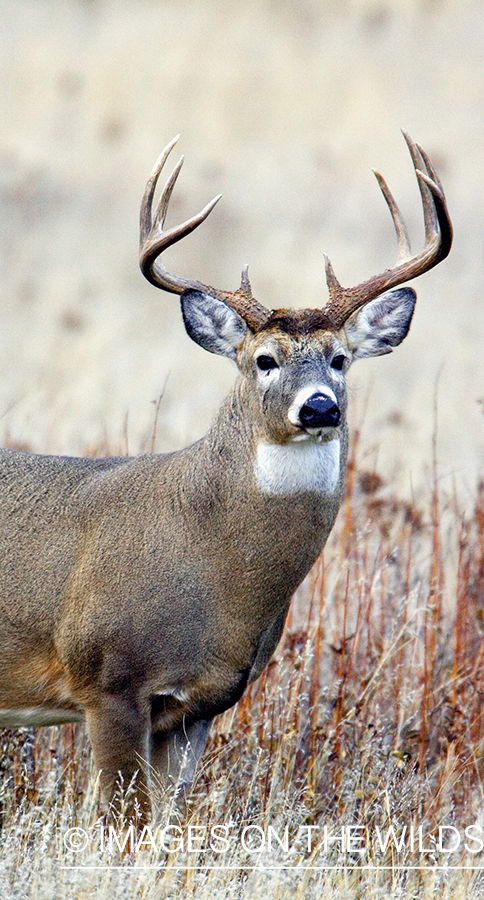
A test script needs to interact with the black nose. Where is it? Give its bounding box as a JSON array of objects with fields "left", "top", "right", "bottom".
[{"left": 299, "top": 393, "right": 340, "bottom": 429}]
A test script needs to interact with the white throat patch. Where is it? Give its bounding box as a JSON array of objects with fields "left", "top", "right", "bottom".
[{"left": 255, "top": 439, "right": 341, "bottom": 496}]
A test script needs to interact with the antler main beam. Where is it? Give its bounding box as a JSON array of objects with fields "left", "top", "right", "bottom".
[
  {"left": 139, "top": 136, "right": 272, "bottom": 332},
  {"left": 322, "top": 132, "right": 453, "bottom": 329}
]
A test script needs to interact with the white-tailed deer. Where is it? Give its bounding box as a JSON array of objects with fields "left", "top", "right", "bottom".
[{"left": 0, "top": 134, "right": 452, "bottom": 821}]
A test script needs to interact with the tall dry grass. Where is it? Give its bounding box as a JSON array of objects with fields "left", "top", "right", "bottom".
[{"left": 1, "top": 429, "right": 484, "bottom": 898}]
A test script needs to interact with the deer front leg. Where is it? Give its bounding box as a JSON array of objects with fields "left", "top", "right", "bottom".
[
  {"left": 84, "top": 692, "right": 152, "bottom": 823},
  {"left": 149, "top": 718, "right": 212, "bottom": 817}
]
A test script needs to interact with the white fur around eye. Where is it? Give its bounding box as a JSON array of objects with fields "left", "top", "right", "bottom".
[
  {"left": 255, "top": 347, "right": 281, "bottom": 384},
  {"left": 255, "top": 439, "right": 340, "bottom": 495},
  {"left": 257, "top": 366, "right": 280, "bottom": 386}
]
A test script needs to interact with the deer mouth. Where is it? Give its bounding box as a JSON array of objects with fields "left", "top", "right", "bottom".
[{"left": 290, "top": 426, "right": 339, "bottom": 443}]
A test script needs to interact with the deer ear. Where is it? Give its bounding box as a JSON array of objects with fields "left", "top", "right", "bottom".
[
  {"left": 344, "top": 287, "right": 416, "bottom": 360},
  {"left": 181, "top": 289, "right": 248, "bottom": 360}
]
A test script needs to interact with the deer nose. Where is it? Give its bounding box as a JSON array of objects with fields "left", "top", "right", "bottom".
[{"left": 298, "top": 393, "right": 340, "bottom": 429}]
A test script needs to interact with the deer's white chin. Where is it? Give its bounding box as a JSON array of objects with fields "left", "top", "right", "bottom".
[
  {"left": 289, "top": 427, "right": 338, "bottom": 442},
  {"left": 254, "top": 438, "right": 340, "bottom": 496}
]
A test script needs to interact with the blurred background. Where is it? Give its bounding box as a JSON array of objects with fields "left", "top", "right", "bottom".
[{"left": 0, "top": 0, "right": 482, "bottom": 500}]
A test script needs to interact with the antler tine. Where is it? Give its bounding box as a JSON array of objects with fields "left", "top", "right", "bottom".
[
  {"left": 407, "top": 133, "right": 452, "bottom": 266},
  {"left": 152, "top": 153, "right": 185, "bottom": 232},
  {"left": 416, "top": 141, "right": 445, "bottom": 195},
  {"left": 414, "top": 142, "right": 452, "bottom": 266},
  {"left": 323, "top": 133, "right": 453, "bottom": 330},
  {"left": 402, "top": 131, "right": 438, "bottom": 245},
  {"left": 140, "top": 135, "right": 180, "bottom": 244},
  {"left": 372, "top": 168, "right": 412, "bottom": 263}
]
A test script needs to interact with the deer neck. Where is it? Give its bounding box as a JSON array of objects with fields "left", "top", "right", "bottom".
[{"left": 183, "top": 381, "right": 347, "bottom": 610}]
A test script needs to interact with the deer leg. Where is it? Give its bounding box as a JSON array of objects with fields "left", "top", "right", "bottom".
[
  {"left": 84, "top": 692, "right": 152, "bottom": 823},
  {"left": 149, "top": 718, "right": 212, "bottom": 816}
]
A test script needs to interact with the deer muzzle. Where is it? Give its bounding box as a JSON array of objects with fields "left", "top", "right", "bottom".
[{"left": 297, "top": 392, "right": 341, "bottom": 430}]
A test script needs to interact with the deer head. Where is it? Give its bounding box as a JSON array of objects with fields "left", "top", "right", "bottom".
[{"left": 139, "top": 133, "right": 452, "bottom": 466}]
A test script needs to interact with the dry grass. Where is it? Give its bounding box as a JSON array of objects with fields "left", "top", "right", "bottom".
[{"left": 1, "top": 431, "right": 484, "bottom": 898}]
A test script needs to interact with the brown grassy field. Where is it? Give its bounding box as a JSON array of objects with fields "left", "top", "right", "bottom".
[{"left": 1, "top": 426, "right": 483, "bottom": 899}]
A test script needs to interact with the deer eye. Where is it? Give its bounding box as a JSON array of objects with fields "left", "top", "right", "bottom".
[
  {"left": 256, "top": 355, "right": 279, "bottom": 372},
  {"left": 330, "top": 353, "right": 346, "bottom": 371}
]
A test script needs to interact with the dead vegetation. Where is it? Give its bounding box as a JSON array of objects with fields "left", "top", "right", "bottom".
[{"left": 1, "top": 433, "right": 484, "bottom": 898}]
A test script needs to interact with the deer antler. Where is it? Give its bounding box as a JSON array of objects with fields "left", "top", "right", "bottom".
[
  {"left": 139, "top": 136, "right": 272, "bottom": 332},
  {"left": 141, "top": 134, "right": 452, "bottom": 335},
  {"left": 322, "top": 132, "right": 453, "bottom": 329}
]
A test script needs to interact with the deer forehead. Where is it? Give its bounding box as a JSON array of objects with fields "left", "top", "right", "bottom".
[{"left": 242, "top": 314, "right": 343, "bottom": 361}]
